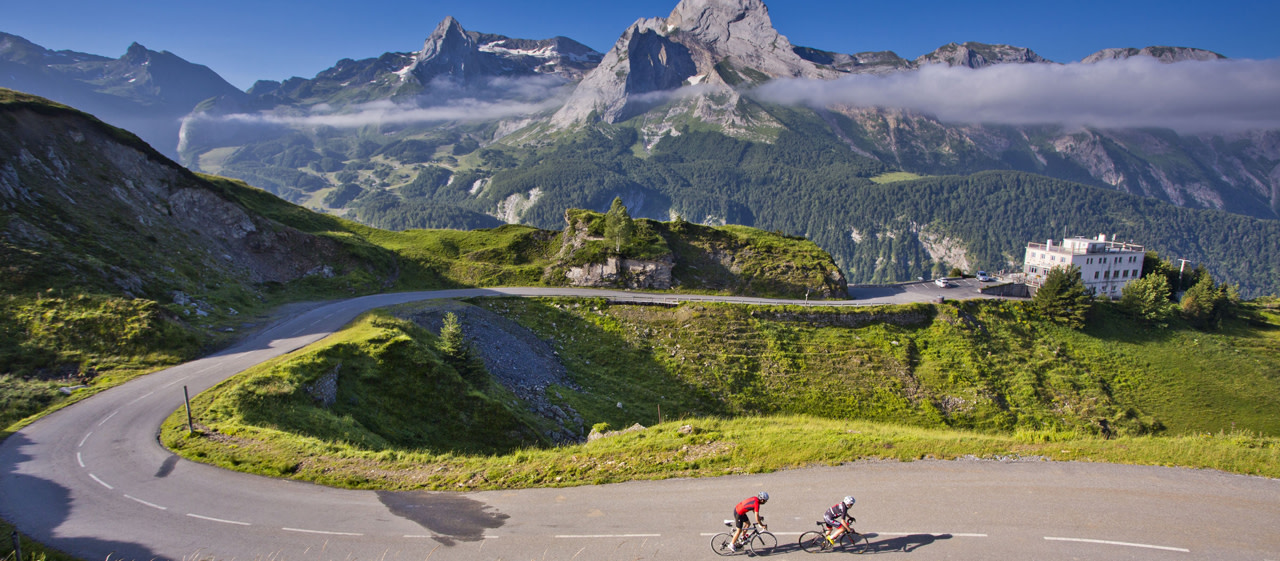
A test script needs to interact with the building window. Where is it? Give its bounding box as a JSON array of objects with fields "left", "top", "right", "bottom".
[
  {"left": 1094, "top": 271, "right": 1099, "bottom": 279},
  {"left": 1122, "top": 270, "right": 1129, "bottom": 278},
  {"left": 1133, "top": 269, "right": 1139, "bottom": 277},
  {"left": 1104, "top": 271, "right": 1110, "bottom": 279}
]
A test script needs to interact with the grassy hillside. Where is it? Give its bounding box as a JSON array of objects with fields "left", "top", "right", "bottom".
[
  {"left": 161, "top": 297, "right": 1280, "bottom": 490},
  {"left": 1, "top": 90, "right": 848, "bottom": 431}
]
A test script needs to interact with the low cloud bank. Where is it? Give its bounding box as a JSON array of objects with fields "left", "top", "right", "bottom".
[
  {"left": 194, "top": 75, "right": 571, "bottom": 128},
  {"left": 753, "top": 57, "right": 1280, "bottom": 133},
  {"left": 204, "top": 97, "right": 562, "bottom": 128}
]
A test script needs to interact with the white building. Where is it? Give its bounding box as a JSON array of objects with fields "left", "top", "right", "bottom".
[{"left": 1023, "top": 235, "right": 1145, "bottom": 298}]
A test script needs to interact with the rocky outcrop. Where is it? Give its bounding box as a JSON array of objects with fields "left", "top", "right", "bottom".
[
  {"left": 564, "top": 255, "right": 676, "bottom": 289},
  {"left": 1081, "top": 46, "right": 1226, "bottom": 64},
  {"left": 915, "top": 42, "right": 1051, "bottom": 68},
  {"left": 550, "top": 209, "right": 677, "bottom": 289},
  {"left": 403, "top": 301, "right": 586, "bottom": 443}
]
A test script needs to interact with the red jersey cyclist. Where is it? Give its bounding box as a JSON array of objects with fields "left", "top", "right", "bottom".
[
  {"left": 730, "top": 491, "right": 769, "bottom": 551},
  {"left": 823, "top": 495, "right": 856, "bottom": 543}
]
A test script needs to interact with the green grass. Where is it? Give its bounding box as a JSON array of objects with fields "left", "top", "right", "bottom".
[
  {"left": 162, "top": 413, "right": 1280, "bottom": 492},
  {"left": 869, "top": 171, "right": 927, "bottom": 184},
  {"left": 160, "top": 297, "right": 1280, "bottom": 491},
  {"left": 2, "top": 518, "right": 76, "bottom": 561},
  {"left": 0, "top": 293, "right": 202, "bottom": 429}
]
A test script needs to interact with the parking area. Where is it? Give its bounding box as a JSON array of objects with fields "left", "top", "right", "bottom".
[{"left": 848, "top": 277, "right": 1021, "bottom": 305}]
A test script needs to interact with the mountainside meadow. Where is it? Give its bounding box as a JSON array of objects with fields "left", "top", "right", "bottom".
[{"left": 161, "top": 296, "right": 1280, "bottom": 491}]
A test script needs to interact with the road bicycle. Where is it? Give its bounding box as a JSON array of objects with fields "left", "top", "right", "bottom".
[
  {"left": 711, "top": 520, "right": 777, "bottom": 556},
  {"left": 799, "top": 518, "right": 869, "bottom": 553}
]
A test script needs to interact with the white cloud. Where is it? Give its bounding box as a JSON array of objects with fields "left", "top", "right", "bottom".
[
  {"left": 202, "top": 97, "right": 562, "bottom": 128},
  {"left": 196, "top": 75, "right": 572, "bottom": 128},
  {"left": 752, "top": 57, "right": 1280, "bottom": 133}
]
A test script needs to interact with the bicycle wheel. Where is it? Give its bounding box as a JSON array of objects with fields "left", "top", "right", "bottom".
[
  {"left": 841, "top": 532, "right": 870, "bottom": 554},
  {"left": 711, "top": 532, "right": 736, "bottom": 556},
  {"left": 799, "top": 530, "right": 831, "bottom": 553},
  {"left": 749, "top": 531, "right": 777, "bottom": 556}
]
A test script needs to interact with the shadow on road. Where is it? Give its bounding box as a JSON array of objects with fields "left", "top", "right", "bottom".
[
  {"left": 862, "top": 532, "right": 954, "bottom": 553},
  {"left": 0, "top": 433, "right": 165, "bottom": 561},
  {"left": 377, "top": 490, "right": 509, "bottom": 546}
]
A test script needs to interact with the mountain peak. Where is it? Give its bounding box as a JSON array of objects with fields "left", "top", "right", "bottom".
[
  {"left": 550, "top": 0, "right": 835, "bottom": 127},
  {"left": 1081, "top": 46, "right": 1226, "bottom": 64},
  {"left": 421, "top": 16, "right": 473, "bottom": 59},
  {"left": 122, "top": 42, "right": 151, "bottom": 63},
  {"left": 916, "top": 42, "right": 1050, "bottom": 68}
]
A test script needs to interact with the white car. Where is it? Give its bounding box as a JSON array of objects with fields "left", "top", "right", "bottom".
[
  {"left": 934, "top": 278, "right": 950, "bottom": 288},
  {"left": 976, "top": 271, "right": 993, "bottom": 282}
]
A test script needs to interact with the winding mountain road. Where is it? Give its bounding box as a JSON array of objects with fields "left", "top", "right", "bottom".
[{"left": 2, "top": 287, "right": 1277, "bottom": 560}]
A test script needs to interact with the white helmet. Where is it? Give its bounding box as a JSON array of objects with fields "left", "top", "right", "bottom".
[{"left": 843, "top": 496, "right": 855, "bottom": 506}]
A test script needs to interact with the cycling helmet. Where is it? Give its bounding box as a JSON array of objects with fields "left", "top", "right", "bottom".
[
  {"left": 757, "top": 491, "right": 770, "bottom": 503},
  {"left": 843, "top": 496, "right": 855, "bottom": 507}
]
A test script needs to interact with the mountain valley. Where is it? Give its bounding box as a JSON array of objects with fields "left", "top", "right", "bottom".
[{"left": 4, "top": 0, "right": 1278, "bottom": 300}]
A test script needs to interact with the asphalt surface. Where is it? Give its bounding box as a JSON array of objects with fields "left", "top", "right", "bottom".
[{"left": 2, "top": 286, "right": 1276, "bottom": 561}]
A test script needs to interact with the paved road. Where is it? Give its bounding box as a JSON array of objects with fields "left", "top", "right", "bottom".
[{"left": 2, "top": 287, "right": 1276, "bottom": 561}]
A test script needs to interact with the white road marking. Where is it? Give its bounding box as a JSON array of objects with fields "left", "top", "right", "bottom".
[
  {"left": 187, "top": 513, "right": 250, "bottom": 526},
  {"left": 97, "top": 410, "right": 119, "bottom": 426},
  {"left": 877, "top": 532, "right": 988, "bottom": 537},
  {"left": 88, "top": 474, "right": 113, "bottom": 489},
  {"left": 76, "top": 452, "right": 84, "bottom": 467},
  {"left": 78, "top": 431, "right": 92, "bottom": 447},
  {"left": 124, "top": 495, "right": 167, "bottom": 510},
  {"left": 162, "top": 376, "right": 190, "bottom": 389},
  {"left": 555, "top": 534, "right": 661, "bottom": 538},
  {"left": 125, "top": 391, "right": 155, "bottom": 405},
  {"left": 404, "top": 534, "right": 499, "bottom": 539},
  {"left": 1045, "top": 536, "right": 1189, "bottom": 552},
  {"left": 282, "top": 527, "right": 364, "bottom": 536},
  {"left": 698, "top": 530, "right": 986, "bottom": 537}
]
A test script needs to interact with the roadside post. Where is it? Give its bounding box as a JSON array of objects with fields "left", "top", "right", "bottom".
[{"left": 184, "top": 386, "right": 194, "bottom": 434}]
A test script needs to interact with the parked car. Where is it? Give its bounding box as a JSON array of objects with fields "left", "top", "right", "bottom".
[
  {"left": 934, "top": 278, "right": 950, "bottom": 288},
  {"left": 976, "top": 271, "right": 993, "bottom": 282}
]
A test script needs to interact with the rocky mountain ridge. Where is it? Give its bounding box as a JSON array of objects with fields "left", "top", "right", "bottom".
[
  {"left": 237, "top": 16, "right": 603, "bottom": 110},
  {"left": 0, "top": 32, "right": 245, "bottom": 159}
]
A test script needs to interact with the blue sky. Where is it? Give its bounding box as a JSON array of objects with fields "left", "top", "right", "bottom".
[{"left": 6, "top": 0, "right": 1278, "bottom": 90}]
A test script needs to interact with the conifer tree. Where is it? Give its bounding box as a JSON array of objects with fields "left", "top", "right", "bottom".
[
  {"left": 1033, "top": 265, "right": 1092, "bottom": 329},
  {"left": 604, "top": 197, "right": 634, "bottom": 253}
]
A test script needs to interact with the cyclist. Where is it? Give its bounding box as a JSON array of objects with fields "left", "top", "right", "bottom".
[
  {"left": 730, "top": 491, "right": 769, "bottom": 552},
  {"left": 823, "top": 495, "right": 856, "bottom": 544}
]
